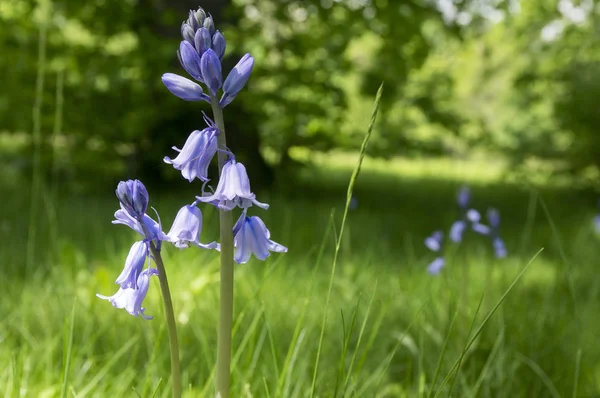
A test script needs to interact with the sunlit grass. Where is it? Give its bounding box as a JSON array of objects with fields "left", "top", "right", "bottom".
[{"left": 1, "top": 152, "right": 600, "bottom": 396}]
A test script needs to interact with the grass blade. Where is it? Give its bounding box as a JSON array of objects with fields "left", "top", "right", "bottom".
[
  {"left": 309, "top": 82, "right": 384, "bottom": 398},
  {"left": 60, "top": 301, "right": 76, "bottom": 398}
]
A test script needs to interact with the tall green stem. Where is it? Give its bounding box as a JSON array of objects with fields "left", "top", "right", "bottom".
[
  {"left": 210, "top": 96, "right": 235, "bottom": 398},
  {"left": 148, "top": 243, "right": 181, "bottom": 398}
]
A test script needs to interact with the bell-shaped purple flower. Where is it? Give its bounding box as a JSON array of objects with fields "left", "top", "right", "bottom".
[
  {"left": 115, "top": 241, "right": 149, "bottom": 289},
  {"left": 233, "top": 213, "right": 287, "bottom": 264},
  {"left": 97, "top": 268, "right": 159, "bottom": 320},
  {"left": 493, "top": 237, "right": 507, "bottom": 258},
  {"left": 212, "top": 30, "right": 226, "bottom": 60},
  {"left": 166, "top": 204, "right": 219, "bottom": 250},
  {"left": 467, "top": 209, "right": 490, "bottom": 235},
  {"left": 450, "top": 220, "right": 466, "bottom": 243},
  {"left": 116, "top": 179, "right": 148, "bottom": 218},
  {"left": 425, "top": 230, "right": 443, "bottom": 252},
  {"left": 427, "top": 257, "right": 445, "bottom": 275},
  {"left": 220, "top": 53, "right": 254, "bottom": 108},
  {"left": 161, "top": 73, "right": 208, "bottom": 102},
  {"left": 178, "top": 41, "right": 203, "bottom": 82},
  {"left": 457, "top": 185, "right": 470, "bottom": 209},
  {"left": 164, "top": 126, "right": 218, "bottom": 182},
  {"left": 181, "top": 23, "right": 195, "bottom": 46},
  {"left": 200, "top": 49, "right": 222, "bottom": 96},
  {"left": 487, "top": 208, "right": 500, "bottom": 229},
  {"left": 113, "top": 204, "right": 168, "bottom": 244},
  {"left": 196, "top": 159, "right": 269, "bottom": 210}
]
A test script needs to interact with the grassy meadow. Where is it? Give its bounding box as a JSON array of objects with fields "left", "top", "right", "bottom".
[{"left": 1, "top": 153, "right": 600, "bottom": 397}]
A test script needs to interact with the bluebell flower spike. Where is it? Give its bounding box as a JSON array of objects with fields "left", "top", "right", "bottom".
[
  {"left": 161, "top": 73, "right": 209, "bottom": 102},
  {"left": 233, "top": 213, "right": 287, "bottom": 264},
  {"left": 200, "top": 49, "right": 222, "bottom": 97},
  {"left": 167, "top": 205, "right": 219, "bottom": 250},
  {"left": 196, "top": 159, "right": 269, "bottom": 210},
  {"left": 115, "top": 241, "right": 149, "bottom": 289},
  {"left": 427, "top": 257, "right": 445, "bottom": 275},
  {"left": 97, "top": 268, "right": 159, "bottom": 320},
  {"left": 221, "top": 54, "right": 254, "bottom": 108},
  {"left": 163, "top": 127, "right": 218, "bottom": 182}
]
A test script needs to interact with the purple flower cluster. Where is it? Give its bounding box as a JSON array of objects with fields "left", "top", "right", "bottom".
[
  {"left": 98, "top": 7, "right": 286, "bottom": 319},
  {"left": 424, "top": 185, "right": 508, "bottom": 274},
  {"left": 161, "top": 8, "right": 254, "bottom": 108}
]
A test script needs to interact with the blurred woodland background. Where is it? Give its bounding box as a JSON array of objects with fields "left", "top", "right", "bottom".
[{"left": 2, "top": 0, "right": 599, "bottom": 191}]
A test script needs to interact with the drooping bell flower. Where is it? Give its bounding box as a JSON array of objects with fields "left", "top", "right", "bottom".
[
  {"left": 487, "top": 208, "right": 508, "bottom": 258},
  {"left": 232, "top": 212, "right": 287, "bottom": 264},
  {"left": 457, "top": 185, "right": 470, "bottom": 209},
  {"left": 164, "top": 125, "right": 218, "bottom": 182},
  {"left": 427, "top": 257, "right": 445, "bottom": 275},
  {"left": 449, "top": 220, "right": 466, "bottom": 243},
  {"left": 97, "top": 268, "right": 159, "bottom": 320},
  {"left": 425, "top": 230, "right": 443, "bottom": 252},
  {"left": 166, "top": 204, "right": 219, "bottom": 250},
  {"left": 467, "top": 209, "right": 491, "bottom": 235},
  {"left": 196, "top": 159, "right": 269, "bottom": 210},
  {"left": 115, "top": 241, "right": 149, "bottom": 289}
]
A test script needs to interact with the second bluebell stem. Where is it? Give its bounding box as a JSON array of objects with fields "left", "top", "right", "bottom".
[{"left": 210, "top": 96, "right": 234, "bottom": 398}]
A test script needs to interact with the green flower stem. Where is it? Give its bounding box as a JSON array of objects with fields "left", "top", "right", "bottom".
[
  {"left": 148, "top": 243, "right": 181, "bottom": 398},
  {"left": 210, "top": 96, "right": 235, "bottom": 398}
]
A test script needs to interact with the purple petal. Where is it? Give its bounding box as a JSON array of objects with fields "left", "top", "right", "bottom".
[{"left": 162, "top": 73, "right": 205, "bottom": 101}]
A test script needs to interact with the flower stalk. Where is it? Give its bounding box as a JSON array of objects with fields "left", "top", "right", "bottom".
[
  {"left": 146, "top": 237, "right": 181, "bottom": 398},
  {"left": 211, "top": 95, "right": 234, "bottom": 398}
]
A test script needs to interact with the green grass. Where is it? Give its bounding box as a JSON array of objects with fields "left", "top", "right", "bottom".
[{"left": 2, "top": 151, "right": 600, "bottom": 397}]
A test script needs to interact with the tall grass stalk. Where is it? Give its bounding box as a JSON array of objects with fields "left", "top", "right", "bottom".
[{"left": 309, "top": 83, "right": 383, "bottom": 398}]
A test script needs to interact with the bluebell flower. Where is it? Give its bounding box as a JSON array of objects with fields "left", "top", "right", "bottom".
[
  {"left": 425, "top": 230, "right": 443, "bottom": 252},
  {"left": 220, "top": 54, "right": 254, "bottom": 108},
  {"left": 116, "top": 179, "right": 148, "bottom": 218},
  {"left": 178, "top": 40, "right": 203, "bottom": 82},
  {"left": 457, "top": 185, "right": 470, "bottom": 209},
  {"left": 449, "top": 220, "right": 466, "bottom": 243},
  {"left": 212, "top": 31, "right": 226, "bottom": 60},
  {"left": 161, "top": 73, "right": 208, "bottom": 102},
  {"left": 184, "top": 8, "right": 206, "bottom": 34},
  {"left": 196, "top": 159, "right": 269, "bottom": 210},
  {"left": 115, "top": 241, "right": 149, "bottom": 289},
  {"left": 233, "top": 212, "right": 287, "bottom": 264},
  {"left": 97, "top": 268, "right": 159, "bottom": 320},
  {"left": 200, "top": 49, "right": 222, "bottom": 97},
  {"left": 112, "top": 180, "right": 168, "bottom": 247},
  {"left": 467, "top": 209, "right": 491, "bottom": 235},
  {"left": 195, "top": 27, "right": 212, "bottom": 56},
  {"left": 493, "top": 237, "right": 507, "bottom": 258},
  {"left": 167, "top": 204, "right": 219, "bottom": 250},
  {"left": 427, "top": 257, "right": 445, "bottom": 275},
  {"left": 487, "top": 208, "right": 507, "bottom": 258},
  {"left": 163, "top": 124, "right": 218, "bottom": 182}
]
